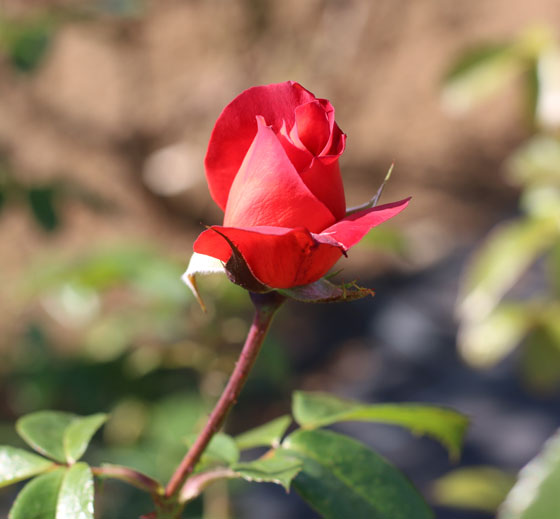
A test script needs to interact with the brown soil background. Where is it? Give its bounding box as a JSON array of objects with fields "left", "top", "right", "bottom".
[{"left": 0, "top": 0, "right": 558, "bottom": 329}]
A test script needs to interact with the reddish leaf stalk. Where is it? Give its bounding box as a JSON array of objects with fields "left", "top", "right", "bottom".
[
  {"left": 164, "top": 291, "right": 285, "bottom": 500},
  {"left": 92, "top": 465, "right": 162, "bottom": 495}
]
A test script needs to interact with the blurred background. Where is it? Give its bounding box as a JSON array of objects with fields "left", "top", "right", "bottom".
[{"left": 1, "top": 0, "right": 560, "bottom": 518}]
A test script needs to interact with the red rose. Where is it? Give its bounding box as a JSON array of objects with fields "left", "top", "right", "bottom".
[{"left": 193, "top": 81, "right": 409, "bottom": 289}]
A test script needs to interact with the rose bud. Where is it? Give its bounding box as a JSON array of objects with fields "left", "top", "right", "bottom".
[{"left": 188, "top": 81, "right": 409, "bottom": 295}]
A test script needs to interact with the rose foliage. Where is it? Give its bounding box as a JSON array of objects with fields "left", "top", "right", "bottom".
[{"left": 192, "top": 81, "right": 409, "bottom": 290}]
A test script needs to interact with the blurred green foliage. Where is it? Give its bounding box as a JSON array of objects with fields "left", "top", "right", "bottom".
[
  {"left": 0, "top": 14, "right": 55, "bottom": 73},
  {"left": 442, "top": 25, "right": 556, "bottom": 123},
  {"left": 446, "top": 25, "right": 560, "bottom": 392},
  {"left": 0, "top": 0, "right": 146, "bottom": 74},
  {"left": 440, "top": 23, "right": 560, "bottom": 519},
  {"left": 0, "top": 156, "right": 112, "bottom": 233},
  {"left": 0, "top": 389, "right": 467, "bottom": 518},
  {"left": 432, "top": 466, "right": 515, "bottom": 513},
  {"left": 499, "top": 428, "right": 560, "bottom": 519},
  {"left": 0, "top": 238, "right": 294, "bottom": 517}
]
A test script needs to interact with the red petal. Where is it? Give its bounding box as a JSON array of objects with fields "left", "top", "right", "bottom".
[
  {"left": 294, "top": 100, "right": 331, "bottom": 156},
  {"left": 193, "top": 226, "right": 343, "bottom": 289},
  {"left": 299, "top": 156, "right": 346, "bottom": 221},
  {"left": 205, "top": 82, "right": 317, "bottom": 210},
  {"left": 277, "top": 121, "right": 313, "bottom": 174},
  {"left": 321, "top": 198, "right": 411, "bottom": 250},
  {"left": 301, "top": 98, "right": 345, "bottom": 158},
  {"left": 223, "top": 117, "right": 335, "bottom": 233},
  {"left": 327, "top": 122, "right": 346, "bottom": 156}
]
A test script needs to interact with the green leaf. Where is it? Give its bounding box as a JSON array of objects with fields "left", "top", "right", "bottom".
[
  {"left": 64, "top": 413, "right": 108, "bottom": 464},
  {"left": 432, "top": 466, "right": 515, "bottom": 513},
  {"left": 17, "top": 411, "right": 107, "bottom": 463},
  {"left": 235, "top": 415, "right": 291, "bottom": 450},
  {"left": 182, "top": 451, "right": 302, "bottom": 502},
  {"left": 524, "top": 53, "right": 540, "bottom": 125},
  {"left": 442, "top": 43, "right": 522, "bottom": 114},
  {"left": 17, "top": 412, "right": 74, "bottom": 463},
  {"left": 280, "top": 278, "right": 374, "bottom": 303},
  {"left": 293, "top": 391, "right": 468, "bottom": 460},
  {"left": 533, "top": 47, "right": 560, "bottom": 129},
  {"left": 232, "top": 449, "right": 302, "bottom": 491},
  {"left": 185, "top": 432, "right": 239, "bottom": 468},
  {"left": 27, "top": 186, "right": 59, "bottom": 232},
  {"left": 458, "top": 303, "right": 533, "bottom": 368},
  {"left": 521, "top": 326, "right": 560, "bottom": 393},
  {"left": 0, "top": 17, "right": 54, "bottom": 73},
  {"left": 457, "top": 218, "right": 558, "bottom": 323},
  {"left": 26, "top": 246, "right": 188, "bottom": 304},
  {"left": 540, "top": 304, "right": 560, "bottom": 345},
  {"left": 499, "top": 429, "right": 560, "bottom": 519},
  {"left": 549, "top": 243, "right": 560, "bottom": 297},
  {"left": 507, "top": 135, "right": 560, "bottom": 188},
  {"left": 9, "top": 468, "right": 65, "bottom": 519},
  {"left": 56, "top": 463, "right": 94, "bottom": 519},
  {"left": 282, "top": 429, "right": 433, "bottom": 519},
  {"left": 8, "top": 464, "right": 95, "bottom": 519},
  {"left": 0, "top": 446, "right": 54, "bottom": 488},
  {"left": 358, "top": 226, "right": 408, "bottom": 255},
  {"left": 203, "top": 433, "right": 239, "bottom": 466}
]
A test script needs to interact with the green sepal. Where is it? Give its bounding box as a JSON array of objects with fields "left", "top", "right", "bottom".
[{"left": 279, "top": 278, "right": 374, "bottom": 303}]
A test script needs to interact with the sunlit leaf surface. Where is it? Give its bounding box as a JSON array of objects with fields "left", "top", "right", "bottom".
[
  {"left": 0, "top": 446, "right": 54, "bottom": 488},
  {"left": 282, "top": 429, "right": 433, "bottom": 519},
  {"left": 232, "top": 449, "right": 302, "bottom": 491},
  {"left": 499, "top": 429, "right": 560, "bottom": 519},
  {"left": 293, "top": 391, "right": 468, "bottom": 459},
  {"left": 433, "top": 466, "right": 515, "bottom": 513},
  {"left": 234, "top": 415, "right": 291, "bottom": 450},
  {"left": 9, "top": 468, "right": 65, "bottom": 519},
  {"left": 17, "top": 411, "right": 107, "bottom": 464}
]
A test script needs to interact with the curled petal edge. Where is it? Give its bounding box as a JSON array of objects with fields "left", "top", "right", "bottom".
[{"left": 182, "top": 252, "right": 226, "bottom": 312}]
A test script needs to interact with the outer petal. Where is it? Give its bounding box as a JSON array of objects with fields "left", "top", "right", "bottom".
[
  {"left": 223, "top": 117, "right": 335, "bottom": 233},
  {"left": 321, "top": 198, "right": 411, "bottom": 250},
  {"left": 205, "top": 82, "right": 317, "bottom": 210},
  {"left": 193, "top": 225, "right": 343, "bottom": 289}
]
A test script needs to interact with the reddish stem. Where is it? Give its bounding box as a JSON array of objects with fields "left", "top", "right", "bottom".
[{"left": 164, "top": 291, "right": 285, "bottom": 499}]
